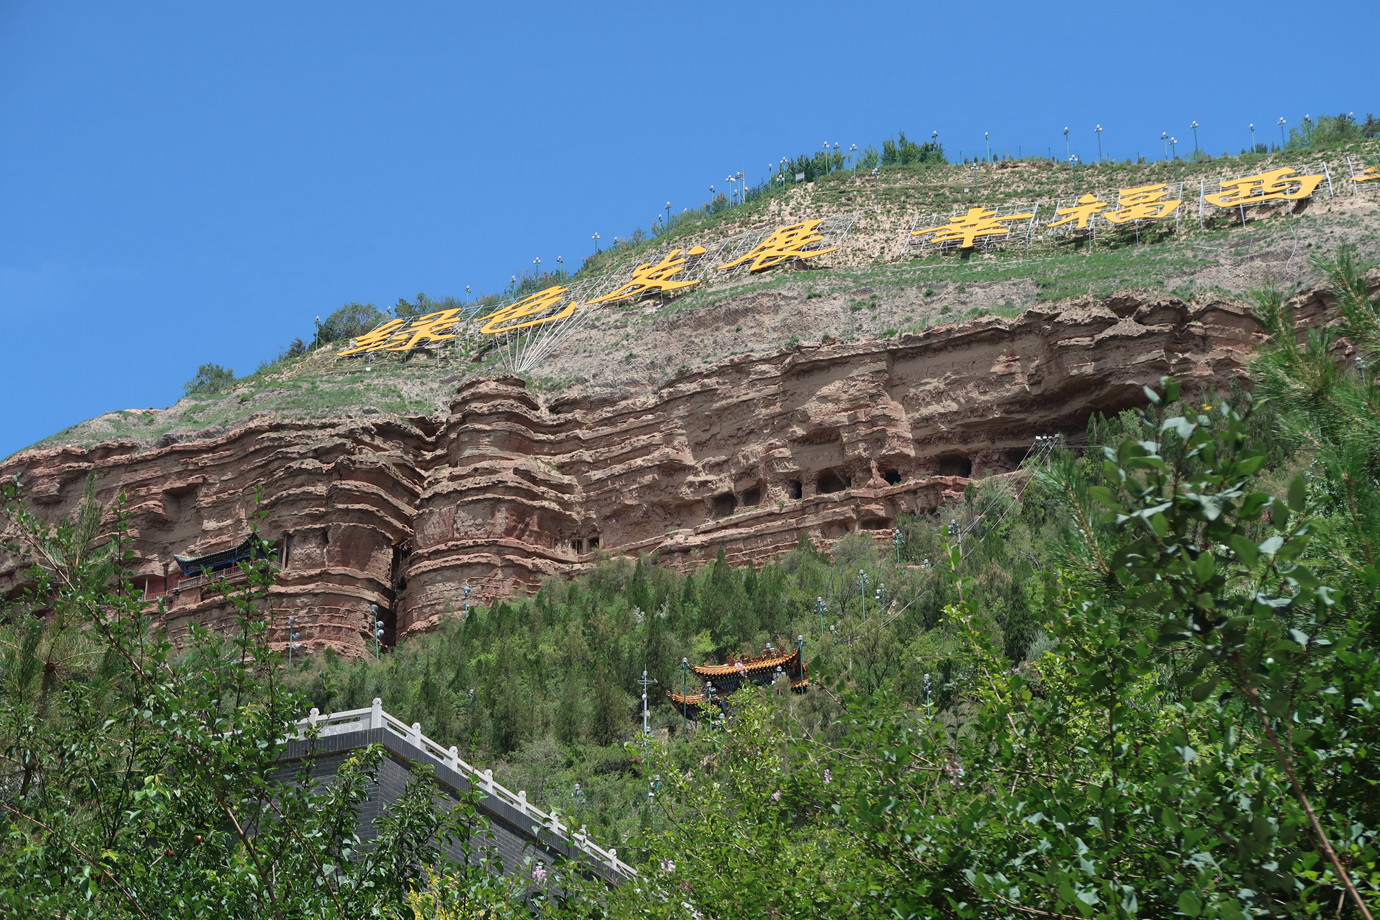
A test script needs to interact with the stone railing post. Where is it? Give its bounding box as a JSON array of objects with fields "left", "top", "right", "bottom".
[
  {"left": 409, "top": 722, "right": 422, "bottom": 748},
  {"left": 370, "top": 698, "right": 383, "bottom": 730},
  {"left": 448, "top": 745, "right": 459, "bottom": 770},
  {"left": 309, "top": 707, "right": 320, "bottom": 729},
  {"left": 482, "top": 769, "right": 493, "bottom": 793},
  {"left": 517, "top": 790, "right": 527, "bottom": 813}
]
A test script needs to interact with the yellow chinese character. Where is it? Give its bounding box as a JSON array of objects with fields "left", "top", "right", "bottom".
[
  {"left": 1105, "top": 183, "right": 1182, "bottom": 224},
  {"left": 1356, "top": 165, "right": 1380, "bottom": 184},
  {"left": 1049, "top": 194, "right": 1108, "bottom": 230},
  {"left": 911, "top": 207, "right": 1034, "bottom": 249},
  {"left": 717, "top": 220, "right": 838, "bottom": 272},
  {"left": 384, "top": 309, "right": 466, "bottom": 351},
  {"left": 589, "top": 247, "right": 707, "bottom": 305},
  {"left": 477, "top": 286, "right": 579, "bottom": 335},
  {"left": 337, "top": 318, "right": 408, "bottom": 356},
  {"left": 1204, "top": 168, "right": 1325, "bottom": 207}
]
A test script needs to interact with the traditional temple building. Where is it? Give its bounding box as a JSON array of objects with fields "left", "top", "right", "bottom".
[{"left": 667, "top": 645, "right": 808, "bottom": 720}]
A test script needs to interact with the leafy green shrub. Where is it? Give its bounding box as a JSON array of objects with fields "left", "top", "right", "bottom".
[{"left": 183, "top": 362, "right": 235, "bottom": 397}]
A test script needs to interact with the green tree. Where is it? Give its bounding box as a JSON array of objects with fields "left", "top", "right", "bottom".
[
  {"left": 183, "top": 362, "right": 235, "bottom": 396},
  {"left": 318, "top": 302, "right": 387, "bottom": 345}
]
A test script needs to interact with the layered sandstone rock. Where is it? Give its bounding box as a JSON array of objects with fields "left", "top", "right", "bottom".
[{"left": 0, "top": 295, "right": 1267, "bottom": 658}]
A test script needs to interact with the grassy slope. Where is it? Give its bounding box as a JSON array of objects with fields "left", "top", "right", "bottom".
[{"left": 25, "top": 138, "right": 1380, "bottom": 453}]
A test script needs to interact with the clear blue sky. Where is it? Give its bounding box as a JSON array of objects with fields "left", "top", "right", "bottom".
[{"left": 2, "top": 1, "right": 1375, "bottom": 458}]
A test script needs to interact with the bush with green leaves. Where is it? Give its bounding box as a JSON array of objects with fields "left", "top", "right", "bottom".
[
  {"left": 182, "top": 362, "right": 236, "bottom": 397},
  {"left": 0, "top": 477, "right": 514, "bottom": 919}
]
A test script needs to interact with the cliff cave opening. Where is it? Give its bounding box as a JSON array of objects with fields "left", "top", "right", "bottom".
[
  {"left": 740, "top": 485, "right": 762, "bottom": 507},
  {"left": 938, "top": 454, "right": 973, "bottom": 478},
  {"left": 713, "top": 493, "right": 738, "bottom": 518},
  {"left": 788, "top": 479, "right": 803, "bottom": 499},
  {"left": 817, "top": 470, "right": 847, "bottom": 494},
  {"left": 588, "top": 536, "right": 599, "bottom": 550},
  {"left": 882, "top": 469, "right": 902, "bottom": 485}
]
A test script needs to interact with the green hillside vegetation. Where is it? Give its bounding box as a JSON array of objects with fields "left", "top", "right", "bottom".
[
  {"left": 22, "top": 118, "right": 1380, "bottom": 454},
  {"left": 6, "top": 250, "right": 1380, "bottom": 916}
]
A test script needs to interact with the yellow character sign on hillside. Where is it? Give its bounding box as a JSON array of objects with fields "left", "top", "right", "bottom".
[
  {"left": 717, "top": 220, "right": 837, "bottom": 272},
  {"left": 387, "top": 309, "right": 466, "bottom": 351},
  {"left": 1356, "top": 165, "right": 1380, "bottom": 184},
  {"left": 1106, "top": 183, "right": 1182, "bottom": 224},
  {"left": 478, "top": 286, "right": 578, "bottom": 335},
  {"left": 589, "top": 247, "right": 707, "bottom": 305},
  {"left": 1049, "top": 194, "right": 1107, "bottom": 230},
  {"left": 337, "top": 311, "right": 469, "bottom": 355},
  {"left": 338, "top": 319, "right": 408, "bottom": 356},
  {"left": 1205, "top": 167, "right": 1325, "bottom": 207},
  {"left": 912, "top": 207, "right": 1034, "bottom": 249}
]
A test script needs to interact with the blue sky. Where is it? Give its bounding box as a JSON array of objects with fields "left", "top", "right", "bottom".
[{"left": 2, "top": 0, "right": 1375, "bottom": 458}]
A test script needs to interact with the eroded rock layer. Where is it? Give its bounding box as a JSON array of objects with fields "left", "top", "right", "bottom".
[{"left": 0, "top": 296, "right": 1267, "bottom": 658}]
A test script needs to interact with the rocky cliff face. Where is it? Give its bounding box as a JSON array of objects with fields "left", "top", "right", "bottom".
[{"left": 0, "top": 294, "right": 1271, "bottom": 658}]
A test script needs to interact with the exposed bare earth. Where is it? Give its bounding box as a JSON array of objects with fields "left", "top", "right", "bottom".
[{"left": 4, "top": 289, "right": 1314, "bottom": 658}]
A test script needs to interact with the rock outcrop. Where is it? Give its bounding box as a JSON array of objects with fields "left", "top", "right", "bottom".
[{"left": 0, "top": 295, "right": 1268, "bottom": 658}]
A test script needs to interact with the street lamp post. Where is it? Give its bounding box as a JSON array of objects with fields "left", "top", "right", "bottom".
[
  {"left": 464, "top": 285, "right": 471, "bottom": 305},
  {"left": 1161, "top": 131, "right": 1168, "bottom": 160},
  {"left": 892, "top": 527, "right": 904, "bottom": 566},
  {"left": 815, "top": 596, "right": 826, "bottom": 635},
  {"left": 1063, "top": 126, "right": 1070, "bottom": 160},
  {"left": 1249, "top": 122, "right": 1256, "bottom": 152},
  {"left": 984, "top": 131, "right": 991, "bottom": 162},
  {"left": 371, "top": 604, "right": 383, "bottom": 660},
  {"left": 462, "top": 584, "right": 471, "bottom": 619},
  {"left": 858, "top": 569, "right": 869, "bottom": 621},
  {"left": 687, "top": 659, "right": 695, "bottom": 744},
  {"left": 665, "top": 201, "right": 671, "bottom": 231},
  {"left": 533, "top": 257, "right": 540, "bottom": 278},
  {"left": 821, "top": 141, "right": 830, "bottom": 175},
  {"left": 736, "top": 171, "right": 744, "bottom": 204},
  {"left": 1094, "top": 124, "right": 1103, "bottom": 162},
  {"left": 849, "top": 143, "right": 858, "bottom": 173},
  {"left": 287, "top": 616, "right": 300, "bottom": 667},
  {"left": 1170, "top": 137, "right": 1180, "bottom": 183},
  {"left": 1190, "top": 120, "right": 1200, "bottom": 157},
  {"left": 1070, "top": 155, "right": 1080, "bottom": 197},
  {"left": 1277, "top": 116, "right": 1286, "bottom": 149}
]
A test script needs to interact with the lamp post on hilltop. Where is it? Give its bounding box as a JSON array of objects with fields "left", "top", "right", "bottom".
[
  {"left": 1094, "top": 124, "right": 1103, "bottom": 162},
  {"left": 1277, "top": 116, "right": 1287, "bottom": 149},
  {"left": 858, "top": 569, "right": 869, "bottom": 621},
  {"left": 985, "top": 131, "right": 991, "bottom": 162},
  {"left": 736, "top": 171, "right": 744, "bottom": 204},
  {"left": 821, "top": 141, "right": 830, "bottom": 175},
  {"left": 462, "top": 584, "right": 471, "bottom": 619},
  {"left": 850, "top": 143, "right": 858, "bottom": 173},
  {"left": 1069, "top": 154, "right": 1080, "bottom": 197},
  {"left": 893, "top": 527, "right": 904, "bottom": 566},
  {"left": 1063, "top": 126, "right": 1070, "bottom": 160},
  {"left": 592, "top": 232, "right": 600, "bottom": 254},
  {"left": 1170, "top": 137, "right": 1180, "bottom": 184},
  {"left": 1190, "top": 120, "right": 1200, "bottom": 157},
  {"left": 726, "top": 175, "right": 735, "bottom": 206},
  {"left": 533, "top": 257, "right": 540, "bottom": 279},
  {"left": 833, "top": 142, "right": 840, "bottom": 174},
  {"left": 1249, "top": 122, "right": 1256, "bottom": 152},
  {"left": 556, "top": 255, "right": 563, "bottom": 279},
  {"left": 1161, "top": 131, "right": 1168, "bottom": 160},
  {"left": 815, "top": 596, "right": 827, "bottom": 635},
  {"left": 665, "top": 201, "right": 671, "bottom": 231},
  {"left": 464, "top": 285, "right": 471, "bottom": 305}
]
